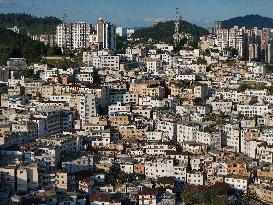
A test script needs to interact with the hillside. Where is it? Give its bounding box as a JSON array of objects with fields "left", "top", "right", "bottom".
[
  {"left": 131, "top": 20, "right": 209, "bottom": 43},
  {"left": 0, "top": 13, "right": 62, "bottom": 35},
  {"left": 222, "top": 14, "right": 273, "bottom": 29},
  {"left": 0, "top": 27, "right": 61, "bottom": 65}
]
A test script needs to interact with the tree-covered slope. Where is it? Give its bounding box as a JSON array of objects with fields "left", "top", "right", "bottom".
[
  {"left": 0, "top": 27, "right": 61, "bottom": 65},
  {"left": 0, "top": 13, "right": 62, "bottom": 35},
  {"left": 131, "top": 20, "right": 209, "bottom": 43},
  {"left": 222, "top": 14, "right": 273, "bottom": 29}
]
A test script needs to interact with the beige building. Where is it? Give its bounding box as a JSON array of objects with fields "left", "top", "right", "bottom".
[
  {"left": 255, "top": 186, "right": 273, "bottom": 204},
  {"left": 55, "top": 171, "right": 68, "bottom": 191},
  {"left": 0, "top": 165, "right": 16, "bottom": 192},
  {"left": 24, "top": 80, "right": 44, "bottom": 97},
  {"left": 132, "top": 106, "right": 152, "bottom": 119},
  {"left": 118, "top": 125, "right": 148, "bottom": 141},
  {"left": 109, "top": 114, "right": 131, "bottom": 127}
]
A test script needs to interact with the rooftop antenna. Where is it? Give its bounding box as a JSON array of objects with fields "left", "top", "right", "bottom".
[
  {"left": 63, "top": 9, "right": 68, "bottom": 24},
  {"left": 174, "top": 8, "right": 181, "bottom": 47},
  {"left": 31, "top": 0, "right": 35, "bottom": 16}
]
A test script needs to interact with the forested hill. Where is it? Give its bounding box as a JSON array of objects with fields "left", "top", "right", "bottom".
[
  {"left": 0, "top": 27, "right": 61, "bottom": 65},
  {"left": 0, "top": 13, "right": 62, "bottom": 35},
  {"left": 131, "top": 20, "right": 209, "bottom": 43},
  {"left": 222, "top": 14, "right": 273, "bottom": 29}
]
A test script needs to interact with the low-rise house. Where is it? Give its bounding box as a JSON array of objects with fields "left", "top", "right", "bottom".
[
  {"left": 224, "top": 175, "right": 249, "bottom": 192},
  {"left": 186, "top": 172, "right": 204, "bottom": 186},
  {"left": 138, "top": 187, "right": 157, "bottom": 205}
]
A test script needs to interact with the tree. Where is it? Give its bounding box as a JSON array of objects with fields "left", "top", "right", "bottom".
[
  {"left": 214, "top": 182, "right": 229, "bottom": 195},
  {"left": 0, "top": 13, "right": 62, "bottom": 35},
  {"left": 224, "top": 47, "right": 238, "bottom": 57},
  {"left": 194, "top": 97, "right": 203, "bottom": 106},
  {"left": 205, "top": 49, "right": 211, "bottom": 56},
  {"left": 47, "top": 46, "right": 62, "bottom": 56},
  {"left": 19, "top": 68, "right": 34, "bottom": 78},
  {"left": 181, "top": 185, "right": 229, "bottom": 205},
  {"left": 237, "top": 83, "right": 250, "bottom": 92},
  {"left": 105, "top": 167, "right": 129, "bottom": 188},
  {"left": 116, "top": 35, "right": 128, "bottom": 54},
  {"left": 197, "top": 57, "right": 207, "bottom": 65},
  {"left": 131, "top": 20, "right": 208, "bottom": 43},
  {"left": 265, "top": 64, "right": 273, "bottom": 73},
  {"left": 0, "top": 27, "right": 60, "bottom": 65}
]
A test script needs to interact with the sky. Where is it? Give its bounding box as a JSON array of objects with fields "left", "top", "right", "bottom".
[{"left": 1, "top": 0, "right": 273, "bottom": 28}]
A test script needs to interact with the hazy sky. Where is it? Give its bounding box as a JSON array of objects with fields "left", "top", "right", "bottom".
[{"left": 1, "top": 0, "right": 273, "bottom": 27}]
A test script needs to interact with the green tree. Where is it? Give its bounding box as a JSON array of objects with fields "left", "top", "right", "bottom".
[
  {"left": 116, "top": 36, "right": 128, "bottom": 54},
  {"left": 19, "top": 68, "right": 34, "bottom": 78},
  {"left": 197, "top": 57, "right": 207, "bottom": 65},
  {"left": 47, "top": 46, "right": 62, "bottom": 56},
  {"left": 0, "top": 27, "right": 60, "bottom": 65},
  {"left": 237, "top": 83, "right": 250, "bottom": 92},
  {"left": 181, "top": 185, "right": 229, "bottom": 205},
  {"left": 105, "top": 167, "right": 129, "bottom": 188},
  {"left": 0, "top": 13, "right": 62, "bottom": 35},
  {"left": 194, "top": 97, "right": 203, "bottom": 106},
  {"left": 131, "top": 20, "right": 208, "bottom": 43},
  {"left": 224, "top": 47, "right": 239, "bottom": 57}
]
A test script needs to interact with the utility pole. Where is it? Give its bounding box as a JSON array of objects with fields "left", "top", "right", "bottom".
[{"left": 174, "top": 8, "right": 181, "bottom": 47}]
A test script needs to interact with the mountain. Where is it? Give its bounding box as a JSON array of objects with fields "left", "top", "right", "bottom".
[
  {"left": 0, "top": 27, "right": 61, "bottom": 65},
  {"left": 131, "top": 20, "right": 209, "bottom": 43},
  {"left": 222, "top": 14, "right": 273, "bottom": 29},
  {"left": 0, "top": 13, "right": 62, "bottom": 35}
]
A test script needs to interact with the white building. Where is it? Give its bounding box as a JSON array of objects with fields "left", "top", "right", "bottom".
[
  {"left": 91, "top": 131, "right": 111, "bottom": 148},
  {"left": 120, "top": 163, "right": 134, "bottom": 174},
  {"left": 146, "top": 131, "right": 163, "bottom": 142},
  {"left": 180, "top": 49, "right": 200, "bottom": 57},
  {"left": 155, "top": 44, "right": 174, "bottom": 53},
  {"left": 177, "top": 122, "right": 200, "bottom": 143},
  {"left": 109, "top": 92, "right": 138, "bottom": 105},
  {"left": 174, "top": 74, "right": 196, "bottom": 81},
  {"left": 156, "top": 119, "right": 177, "bottom": 140},
  {"left": 196, "top": 131, "right": 221, "bottom": 150},
  {"left": 96, "top": 18, "right": 116, "bottom": 51},
  {"left": 186, "top": 172, "right": 204, "bottom": 185},
  {"left": 244, "top": 89, "right": 267, "bottom": 97},
  {"left": 76, "top": 94, "right": 97, "bottom": 125},
  {"left": 108, "top": 102, "right": 131, "bottom": 116},
  {"left": 56, "top": 22, "right": 91, "bottom": 50},
  {"left": 93, "top": 55, "right": 120, "bottom": 70},
  {"left": 146, "top": 60, "right": 163, "bottom": 74},
  {"left": 237, "top": 104, "right": 269, "bottom": 117},
  {"left": 225, "top": 175, "right": 248, "bottom": 192},
  {"left": 223, "top": 124, "right": 241, "bottom": 152},
  {"left": 145, "top": 159, "right": 174, "bottom": 179},
  {"left": 260, "top": 130, "right": 273, "bottom": 145},
  {"left": 211, "top": 101, "right": 233, "bottom": 113},
  {"left": 144, "top": 144, "right": 176, "bottom": 156},
  {"left": 76, "top": 72, "right": 93, "bottom": 84},
  {"left": 62, "top": 154, "right": 94, "bottom": 174}
]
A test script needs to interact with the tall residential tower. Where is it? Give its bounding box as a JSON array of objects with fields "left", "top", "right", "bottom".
[{"left": 97, "top": 18, "right": 116, "bottom": 51}]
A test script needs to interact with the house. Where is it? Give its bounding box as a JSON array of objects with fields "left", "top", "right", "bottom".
[
  {"left": 89, "top": 193, "right": 121, "bottom": 205},
  {"left": 224, "top": 175, "right": 248, "bottom": 192},
  {"left": 138, "top": 187, "right": 158, "bottom": 205}
]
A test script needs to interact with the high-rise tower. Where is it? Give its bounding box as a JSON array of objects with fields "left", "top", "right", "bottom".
[
  {"left": 96, "top": 18, "right": 116, "bottom": 51},
  {"left": 174, "top": 8, "right": 181, "bottom": 47}
]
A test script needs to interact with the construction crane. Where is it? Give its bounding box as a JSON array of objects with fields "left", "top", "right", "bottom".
[{"left": 173, "top": 8, "right": 181, "bottom": 47}]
